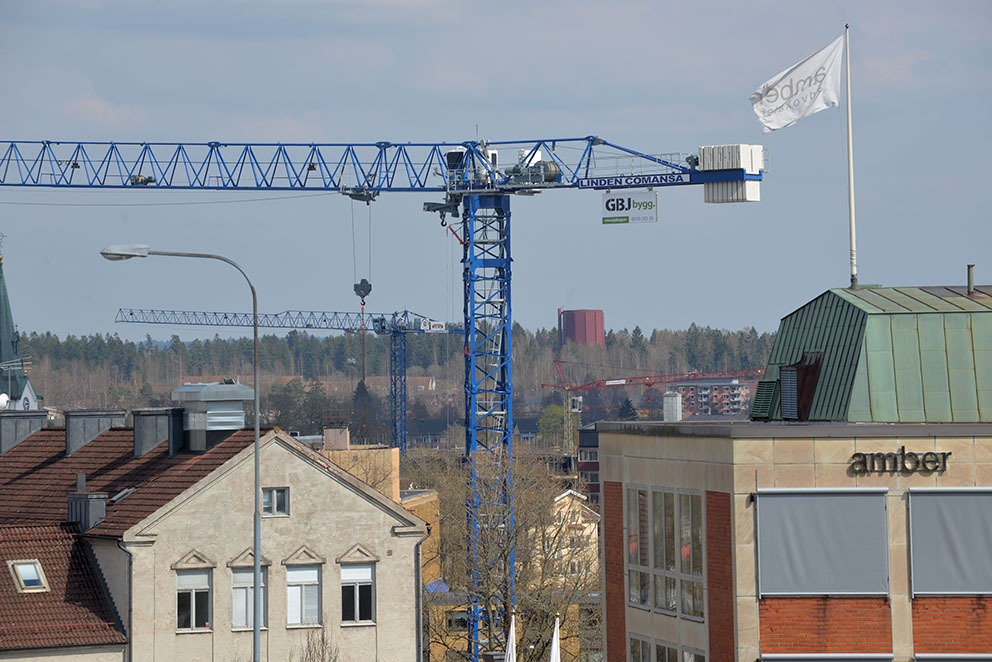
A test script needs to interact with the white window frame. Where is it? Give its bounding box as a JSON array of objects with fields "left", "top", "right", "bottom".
[
  {"left": 286, "top": 565, "right": 321, "bottom": 627},
  {"left": 232, "top": 567, "right": 268, "bottom": 630},
  {"left": 262, "top": 487, "right": 290, "bottom": 517},
  {"left": 8, "top": 559, "right": 49, "bottom": 593},
  {"left": 340, "top": 563, "right": 375, "bottom": 625},
  {"left": 578, "top": 449, "right": 599, "bottom": 462},
  {"left": 176, "top": 569, "right": 212, "bottom": 632}
]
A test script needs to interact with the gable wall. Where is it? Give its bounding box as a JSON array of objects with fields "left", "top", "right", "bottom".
[{"left": 124, "top": 438, "right": 422, "bottom": 662}]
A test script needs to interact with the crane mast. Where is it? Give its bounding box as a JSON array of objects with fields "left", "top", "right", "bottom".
[{"left": 2, "top": 136, "right": 762, "bottom": 660}]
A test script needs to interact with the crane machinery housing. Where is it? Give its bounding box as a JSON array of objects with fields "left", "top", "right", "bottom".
[{"left": 1, "top": 136, "right": 763, "bottom": 660}]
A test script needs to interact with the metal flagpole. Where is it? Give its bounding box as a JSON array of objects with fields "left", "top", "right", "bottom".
[{"left": 845, "top": 23, "right": 858, "bottom": 288}]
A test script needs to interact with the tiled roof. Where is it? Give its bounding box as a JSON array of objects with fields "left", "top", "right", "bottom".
[
  {"left": 0, "top": 522, "right": 126, "bottom": 650},
  {"left": 0, "top": 428, "right": 255, "bottom": 537}
]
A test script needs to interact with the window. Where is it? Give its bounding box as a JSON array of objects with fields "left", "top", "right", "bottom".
[
  {"left": 580, "top": 471, "right": 600, "bottom": 484},
  {"left": 569, "top": 560, "right": 590, "bottom": 576},
  {"left": 681, "top": 650, "right": 705, "bottom": 662},
  {"left": 629, "top": 635, "right": 650, "bottom": 662},
  {"left": 908, "top": 488, "right": 992, "bottom": 596},
  {"left": 177, "top": 569, "right": 211, "bottom": 630},
  {"left": 652, "top": 491, "right": 677, "bottom": 613},
  {"left": 262, "top": 487, "right": 289, "bottom": 516},
  {"left": 626, "top": 488, "right": 650, "bottom": 608},
  {"left": 756, "top": 489, "right": 888, "bottom": 596},
  {"left": 232, "top": 568, "right": 267, "bottom": 629},
  {"left": 578, "top": 449, "right": 599, "bottom": 462},
  {"left": 655, "top": 643, "right": 678, "bottom": 662},
  {"left": 286, "top": 566, "right": 321, "bottom": 626},
  {"left": 446, "top": 609, "right": 468, "bottom": 631},
  {"left": 8, "top": 560, "right": 48, "bottom": 593},
  {"left": 679, "top": 493, "right": 704, "bottom": 619},
  {"left": 341, "top": 563, "right": 374, "bottom": 624}
]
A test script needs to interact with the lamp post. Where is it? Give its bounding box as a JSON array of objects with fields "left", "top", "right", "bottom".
[{"left": 101, "top": 244, "right": 263, "bottom": 662}]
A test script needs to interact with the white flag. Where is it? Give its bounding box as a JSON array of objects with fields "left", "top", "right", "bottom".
[
  {"left": 750, "top": 35, "right": 844, "bottom": 133},
  {"left": 548, "top": 615, "right": 560, "bottom": 662},
  {"left": 505, "top": 613, "right": 516, "bottom": 662}
]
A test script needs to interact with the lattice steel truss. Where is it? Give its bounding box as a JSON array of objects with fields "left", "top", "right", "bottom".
[{"left": 461, "top": 195, "right": 514, "bottom": 657}]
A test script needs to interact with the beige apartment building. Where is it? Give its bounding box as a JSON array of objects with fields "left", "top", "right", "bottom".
[{"left": 0, "top": 383, "right": 428, "bottom": 662}]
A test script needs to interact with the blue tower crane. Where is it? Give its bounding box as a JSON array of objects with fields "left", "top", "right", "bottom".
[
  {"left": 1, "top": 136, "right": 762, "bottom": 659},
  {"left": 113, "top": 307, "right": 459, "bottom": 454}
]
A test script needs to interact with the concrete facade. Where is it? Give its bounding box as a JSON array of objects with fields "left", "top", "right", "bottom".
[{"left": 598, "top": 421, "right": 992, "bottom": 662}]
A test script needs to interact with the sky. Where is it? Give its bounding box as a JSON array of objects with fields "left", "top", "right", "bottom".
[{"left": 0, "top": 0, "right": 990, "bottom": 343}]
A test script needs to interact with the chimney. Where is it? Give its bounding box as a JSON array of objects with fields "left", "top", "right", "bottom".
[
  {"left": 64, "top": 410, "right": 126, "bottom": 456},
  {"left": 133, "top": 407, "right": 185, "bottom": 458},
  {"left": 0, "top": 410, "right": 48, "bottom": 454},
  {"left": 171, "top": 382, "right": 253, "bottom": 452},
  {"left": 968, "top": 264, "right": 975, "bottom": 296},
  {"left": 67, "top": 473, "right": 108, "bottom": 532},
  {"left": 663, "top": 391, "right": 683, "bottom": 422}
]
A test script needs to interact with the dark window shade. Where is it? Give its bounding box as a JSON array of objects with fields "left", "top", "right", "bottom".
[
  {"left": 358, "top": 583, "right": 373, "bottom": 621},
  {"left": 757, "top": 490, "right": 889, "bottom": 596},
  {"left": 909, "top": 490, "right": 992, "bottom": 595},
  {"left": 194, "top": 590, "right": 210, "bottom": 628},
  {"left": 177, "top": 592, "right": 192, "bottom": 629},
  {"left": 341, "top": 584, "right": 356, "bottom": 622}
]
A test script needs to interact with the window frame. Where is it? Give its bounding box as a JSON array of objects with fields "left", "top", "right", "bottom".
[
  {"left": 286, "top": 565, "right": 322, "bottom": 627},
  {"left": 652, "top": 489, "right": 678, "bottom": 615},
  {"left": 578, "top": 448, "right": 599, "bottom": 462},
  {"left": 176, "top": 569, "right": 212, "bottom": 632},
  {"left": 445, "top": 609, "right": 468, "bottom": 632},
  {"left": 262, "top": 487, "right": 290, "bottom": 517},
  {"left": 231, "top": 567, "right": 268, "bottom": 630},
  {"left": 908, "top": 487, "right": 992, "bottom": 597},
  {"left": 8, "top": 559, "right": 49, "bottom": 593},
  {"left": 756, "top": 488, "right": 889, "bottom": 597},
  {"left": 626, "top": 486, "right": 651, "bottom": 609},
  {"left": 340, "top": 563, "right": 375, "bottom": 626},
  {"left": 678, "top": 491, "right": 705, "bottom": 621}
]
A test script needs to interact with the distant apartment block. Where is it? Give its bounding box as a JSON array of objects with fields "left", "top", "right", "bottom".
[{"left": 672, "top": 379, "right": 754, "bottom": 417}]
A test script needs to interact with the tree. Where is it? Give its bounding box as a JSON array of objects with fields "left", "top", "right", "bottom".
[
  {"left": 403, "top": 447, "right": 601, "bottom": 662},
  {"left": 617, "top": 397, "right": 638, "bottom": 421},
  {"left": 536, "top": 404, "right": 564, "bottom": 448}
]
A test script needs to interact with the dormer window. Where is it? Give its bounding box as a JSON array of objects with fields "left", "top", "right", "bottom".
[{"left": 8, "top": 560, "right": 49, "bottom": 593}]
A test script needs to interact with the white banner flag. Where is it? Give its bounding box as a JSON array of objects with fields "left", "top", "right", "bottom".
[{"left": 750, "top": 36, "right": 844, "bottom": 133}]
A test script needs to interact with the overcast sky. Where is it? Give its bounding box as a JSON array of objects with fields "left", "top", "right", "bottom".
[{"left": 1, "top": 1, "right": 989, "bottom": 342}]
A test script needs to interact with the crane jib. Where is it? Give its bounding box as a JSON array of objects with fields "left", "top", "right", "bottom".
[{"left": 578, "top": 173, "right": 692, "bottom": 189}]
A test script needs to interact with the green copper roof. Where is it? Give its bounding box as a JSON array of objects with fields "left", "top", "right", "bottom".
[
  {"left": 0, "top": 256, "right": 31, "bottom": 401},
  {"left": 751, "top": 285, "right": 992, "bottom": 423}
]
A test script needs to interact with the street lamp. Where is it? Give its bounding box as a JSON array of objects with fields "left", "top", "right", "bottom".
[{"left": 101, "top": 244, "right": 263, "bottom": 662}]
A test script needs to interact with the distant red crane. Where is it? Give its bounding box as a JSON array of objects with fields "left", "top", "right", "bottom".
[{"left": 541, "top": 359, "right": 764, "bottom": 392}]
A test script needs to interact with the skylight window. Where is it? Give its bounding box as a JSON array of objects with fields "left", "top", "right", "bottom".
[{"left": 8, "top": 560, "right": 49, "bottom": 593}]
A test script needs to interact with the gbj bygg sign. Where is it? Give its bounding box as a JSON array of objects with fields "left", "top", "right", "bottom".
[{"left": 601, "top": 190, "right": 658, "bottom": 225}]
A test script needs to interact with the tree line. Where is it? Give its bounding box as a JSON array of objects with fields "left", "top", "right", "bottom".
[{"left": 18, "top": 323, "right": 774, "bottom": 427}]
